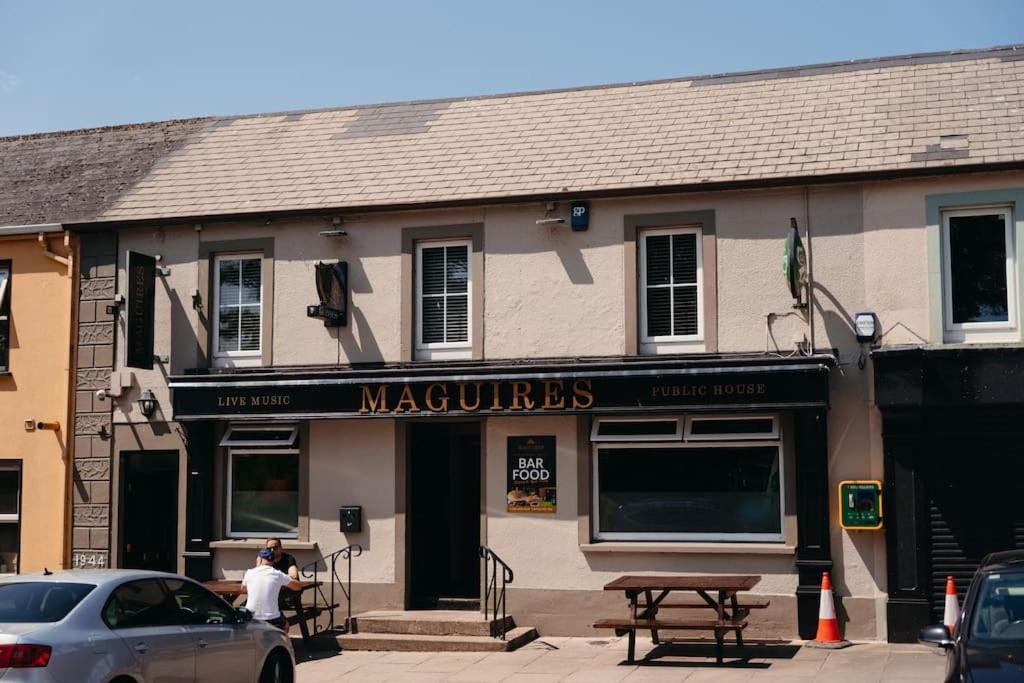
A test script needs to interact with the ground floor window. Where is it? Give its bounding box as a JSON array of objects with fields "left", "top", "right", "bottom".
[
  {"left": 227, "top": 452, "right": 298, "bottom": 538},
  {"left": 591, "top": 415, "right": 783, "bottom": 542},
  {"left": 0, "top": 464, "right": 20, "bottom": 573}
]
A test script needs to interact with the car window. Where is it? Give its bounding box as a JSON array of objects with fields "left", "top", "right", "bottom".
[
  {"left": 0, "top": 582, "right": 95, "bottom": 623},
  {"left": 103, "top": 579, "right": 178, "bottom": 629},
  {"left": 971, "top": 570, "right": 1024, "bottom": 640},
  {"left": 163, "top": 579, "right": 236, "bottom": 625}
]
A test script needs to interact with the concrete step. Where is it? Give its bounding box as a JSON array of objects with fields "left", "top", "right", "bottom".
[
  {"left": 336, "top": 626, "right": 538, "bottom": 652},
  {"left": 352, "top": 610, "right": 515, "bottom": 637}
]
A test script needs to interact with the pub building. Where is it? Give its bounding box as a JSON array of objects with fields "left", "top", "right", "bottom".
[{"left": 57, "top": 45, "right": 1024, "bottom": 642}]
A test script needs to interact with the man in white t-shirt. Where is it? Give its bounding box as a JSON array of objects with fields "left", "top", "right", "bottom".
[{"left": 241, "top": 548, "right": 302, "bottom": 631}]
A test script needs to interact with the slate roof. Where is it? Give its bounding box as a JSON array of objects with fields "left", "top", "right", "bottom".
[
  {"left": 4, "top": 46, "right": 1024, "bottom": 226},
  {"left": 0, "top": 119, "right": 208, "bottom": 227}
]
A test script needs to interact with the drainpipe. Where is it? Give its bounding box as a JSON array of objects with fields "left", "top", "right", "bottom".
[{"left": 803, "top": 188, "right": 815, "bottom": 355}]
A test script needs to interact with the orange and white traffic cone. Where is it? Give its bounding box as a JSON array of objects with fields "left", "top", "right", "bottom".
[
  {"left": 943, "top": 576, "right": 960, "bottom": 634},
  {"left": 807, "top": 572, "right": 851, "bottom": 649}
]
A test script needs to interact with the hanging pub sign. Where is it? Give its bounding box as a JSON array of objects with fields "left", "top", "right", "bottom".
[
  {"left": 507, "top": 436, "right": 556, "bottom": 513},
  {"left": 125, "top": 251, "right": 156, "bottom": 370},
  {"left": 307, "top": 261, "right": 348, "bottom": 327},
  {"left": 784, "top": 217, "right": 807, "bottom": 307}
]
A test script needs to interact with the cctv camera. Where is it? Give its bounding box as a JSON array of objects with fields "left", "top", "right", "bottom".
[{"left": 95, "top": 389, "right": 109, "bottom": 402}]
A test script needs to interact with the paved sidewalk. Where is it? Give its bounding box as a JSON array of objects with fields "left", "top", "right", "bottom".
[{"left": 296, "top": 636, "right": 947, "bottom": 681}]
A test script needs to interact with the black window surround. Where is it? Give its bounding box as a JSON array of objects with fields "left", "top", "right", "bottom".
[{"left": 0, "top": 260, "right": 10, "bottom": 373}]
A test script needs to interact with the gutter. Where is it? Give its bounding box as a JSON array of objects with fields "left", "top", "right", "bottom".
[{"left": 64, "top": 159, "right": 1024, "bottom": 232}]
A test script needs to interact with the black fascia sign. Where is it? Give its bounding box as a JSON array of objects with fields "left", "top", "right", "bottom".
[{"left": 125, "top": 251, "right": 156, "bottom": 370}]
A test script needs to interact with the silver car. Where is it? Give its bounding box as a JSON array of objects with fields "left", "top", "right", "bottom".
[{"left": 0, "top": 569, "right": 294, "bottom": 683}]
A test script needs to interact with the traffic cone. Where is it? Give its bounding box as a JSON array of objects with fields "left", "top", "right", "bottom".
[
  {"left": 806, "top": 572, "right": 851, "bottom": 649},
  {"left": 943, "top": 576, "right": 960, "bottom": 634}
]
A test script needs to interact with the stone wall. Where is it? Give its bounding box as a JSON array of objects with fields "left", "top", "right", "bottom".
[{"left": 70, "top": 232, "right": 116, "bottom": 569}]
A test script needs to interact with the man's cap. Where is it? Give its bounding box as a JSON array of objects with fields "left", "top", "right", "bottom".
[{"left": 258, "top": 548, "right": 275, "bottom": 561}]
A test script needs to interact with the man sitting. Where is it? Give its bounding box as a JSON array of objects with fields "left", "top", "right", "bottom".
[
  {"left": 241, "top": 548, "right": 302, "bottom": 632},
  {"left": 266, "top": 537, "right": 299, "bottom": 579}
]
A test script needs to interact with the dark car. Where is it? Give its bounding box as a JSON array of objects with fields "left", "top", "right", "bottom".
[{"left": 920, "top": 550, "right": 1024, "bottom": 682}]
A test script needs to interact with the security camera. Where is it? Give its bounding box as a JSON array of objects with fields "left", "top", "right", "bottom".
[{"left": 95, "top": 389, "right": 109, "bottom": 402}]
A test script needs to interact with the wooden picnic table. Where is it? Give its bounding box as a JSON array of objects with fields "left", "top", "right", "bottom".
[
  {"left": 203, "top": 579, "right": 322, "bottom": 645},
  {"left": 595, "top": 575, "right": 767, "bottom": 664}
]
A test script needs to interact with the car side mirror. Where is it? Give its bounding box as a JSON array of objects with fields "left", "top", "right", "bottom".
[
  {"left": 919, "top": 624, "right": 954, "bottom": 649},
  {"left": 235, "top": 607, "right": 253, "bottom": 623}
]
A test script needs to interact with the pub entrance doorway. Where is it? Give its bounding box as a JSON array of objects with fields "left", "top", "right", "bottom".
[
  {"left": 119, "top": 451, "right": 178, "bottom": 573},
  {"left": 408, "top": 423, "right": 481, "bottom": 609}
]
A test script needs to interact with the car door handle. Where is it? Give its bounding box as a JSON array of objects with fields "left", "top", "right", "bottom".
[
  {"left": 197, "top": 638, "right": 208, "bottom": 649},
  {"left": 134, "top": 642, "right": 149, "bottom": 654}
]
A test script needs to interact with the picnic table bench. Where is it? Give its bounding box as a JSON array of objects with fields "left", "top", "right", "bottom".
[
  {"left": 595, "top": 575, "right": 767, "bottom": 664},
  {"left": 203, "top": 579, "right": 328, "bottom": 646}
]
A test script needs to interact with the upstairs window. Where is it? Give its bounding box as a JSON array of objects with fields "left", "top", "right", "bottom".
[
  {"left": 213, "top": 254, "right": 262, "bottom": 367},
  {"left": 640, "top": 227, "right": 703, "bottom": 353},
  {"left": 0, "top": 262, "right": 9, "bottom": 372},
  {"left": 942, "top": 207, "right": 1017, "bottom": 343},
  {"left": 416, "top": 240, "right": 471, "bottom": 360}
]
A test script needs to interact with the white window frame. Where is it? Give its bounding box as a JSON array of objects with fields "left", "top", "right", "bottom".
[
  {"left": 941, "top": 206, "right": 1018, "bottom": 343},
  {"left": 639, "top": 226, "right": 704, "bottom": 354},
  {"left": 213, "top": 253, "right": 263, "bottom": 368},
  {"left": 590, "top": 417, "right": 684, "bottom": 442},
  {"left": 415, "top": 239, "right": 472, "bottom": 360},
  {"left": 219, "top": 422, "right": 299, "bottom": 448},
  {"left": 684, "top": 414, "right": 779, "bottom": 441},
  {"left": 226, "top": 449, "right": 299, "bottom": 539},
  {"left": 591, "top": 440, "right": 785, "bottom": 543}
]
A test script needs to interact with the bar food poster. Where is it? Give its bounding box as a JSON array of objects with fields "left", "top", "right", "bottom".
[{"left": 507, "top": 436, "right": 556, "bottom": 513}]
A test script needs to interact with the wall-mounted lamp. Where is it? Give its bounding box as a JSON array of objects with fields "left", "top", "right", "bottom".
[
  {"left": 137, "top": 389, "right": 158, "bottom": 419},
  {"left": 854, "top": 311, "right": 878, "bottom": 344},
  {"left": 320, "top": 216, "right": 347, "bottom": 238},
  {"left": 536, "top": 202, "right": 566, "bottom": 226}
]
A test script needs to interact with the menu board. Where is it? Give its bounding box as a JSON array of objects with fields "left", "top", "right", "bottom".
[{"left": 507, "top": 436, "right": 556, "bottom": 513}]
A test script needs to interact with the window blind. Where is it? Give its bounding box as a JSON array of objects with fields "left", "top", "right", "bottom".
[
  {"left": 420, "top": 244, "right": 469, "bottom": 344},
  {"left": 644, "top": 232, "right": 698, "bottom": 337}
]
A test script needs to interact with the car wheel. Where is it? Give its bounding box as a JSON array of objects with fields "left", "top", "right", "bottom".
[{"left": 258, "top": 649, "right": 293, "bottom": 683}]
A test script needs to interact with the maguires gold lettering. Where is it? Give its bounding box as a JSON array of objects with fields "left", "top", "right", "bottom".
[
  {"left": 217, "top": 394, "right": 292, "bottom": 407},
  {"left": 359, "top": 379, "right": 594, "bottom": 415}
]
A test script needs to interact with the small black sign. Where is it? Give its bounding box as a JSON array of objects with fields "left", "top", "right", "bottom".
[
  {"left": 125, "top": 251, "right": 156, "bottom": 370},
  {"left": 507, "top": 436, "right": 556, "bottom": 513}
]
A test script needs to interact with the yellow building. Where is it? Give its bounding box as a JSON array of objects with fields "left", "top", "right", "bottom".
[{"left": 0, "top": 224, "right": 74, "bottom": 573}]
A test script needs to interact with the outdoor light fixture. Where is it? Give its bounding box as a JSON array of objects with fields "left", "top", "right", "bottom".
[
  {"left": 137, "top": 389, "right": 158, "bottom": 418},
  {"left": 320, "top": 216, "right": 347, "bottom": 238},
  {"left": 854, "top": 311, "right": 878, "bottom": 344},
  {"left": 536, "top": 202, "right": 566, "bottom": 226}
]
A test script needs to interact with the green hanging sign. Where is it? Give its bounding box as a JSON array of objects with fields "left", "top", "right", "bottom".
[{"left": 784, "top": 219, "right": 807, "bottom": 304}]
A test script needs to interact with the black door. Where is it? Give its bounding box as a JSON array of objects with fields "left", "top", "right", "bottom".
[
  {"left": 924, "top": 437, "right": 1024, "bottom": 620},
  {"left": 408, "top": 423, "right": 481, "bottom": 609},
  {"left": 120, "top": 451, "right": 178, "bottom": 572}
]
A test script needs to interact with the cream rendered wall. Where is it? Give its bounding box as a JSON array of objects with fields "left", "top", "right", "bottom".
[{"left": 306, "top": 419, "right": 396, "bottom": 585}]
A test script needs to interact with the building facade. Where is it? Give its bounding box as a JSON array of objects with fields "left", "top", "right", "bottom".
[
  {"left": 53, "top": 45, "right": 1024, "bottom": 641},
  {"left": 0, "top": 224, "right": 75, "bottom": 574}
]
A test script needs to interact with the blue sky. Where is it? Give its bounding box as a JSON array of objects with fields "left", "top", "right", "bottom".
[{"left": 2, "top": 0, "right": 1023, "bottom": 136}]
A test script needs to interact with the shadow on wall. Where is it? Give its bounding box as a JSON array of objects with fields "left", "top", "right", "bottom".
[
  {"left": 335, "top": 256, "right": 384, "bottom": 364},
  {"left": 582, "top": 551, "right": 797, "bottom": 579}
]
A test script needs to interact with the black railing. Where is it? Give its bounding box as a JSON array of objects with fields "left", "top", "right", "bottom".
[
  {"left": 479, "top": 545, "right": 514, "bottom": 640},
  {"left": 300, "top": 544, "right": 363, "bottom": 635}
]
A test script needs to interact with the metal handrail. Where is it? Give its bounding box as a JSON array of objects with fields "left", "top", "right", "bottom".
[
  {"left": 479, "top": 545, "right": 514, "bottom": 640},
  {"left": 300, "top": 544, "right": 363, "bottom": 634}
]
